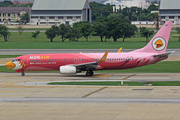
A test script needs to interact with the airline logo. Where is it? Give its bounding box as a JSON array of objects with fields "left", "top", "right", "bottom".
[
  {"left": 152, "top": 37, "right": 166, "bottom": 51},
  {"left": 29, "top": 56, "right": 49, "bottom": 60}
]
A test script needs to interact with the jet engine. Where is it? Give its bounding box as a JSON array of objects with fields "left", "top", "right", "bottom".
[{"left": 60, "top": 66, "right": 81, "bottom": 74}]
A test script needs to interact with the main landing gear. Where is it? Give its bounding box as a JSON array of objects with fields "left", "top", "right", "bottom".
[
  {"left": 86, "top": 70, "right": 94, "bottom": 76},
  {"left": 21, "top": 71, "right": 25, "bottom": 76}
]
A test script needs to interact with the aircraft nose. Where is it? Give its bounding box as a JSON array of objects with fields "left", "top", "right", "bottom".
[{"left": 5, "top": 61, "right": 15, "bottom": 69}]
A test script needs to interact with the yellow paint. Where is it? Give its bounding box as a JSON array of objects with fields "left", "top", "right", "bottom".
[
  {"left": 5, "top": 61, "right": 15, "bottom": 69},
  {"left": 155, "top": 40, "right": 163, "bottom": 48},
  {"left": 123, "top": 74, "right": 136, "bottom": 80},
  {"left": 99, "top": 50, "right": 109, "bottom": 63},
  {"left": 82, "top": 87, "right": 108, "bottom": 98},
  {"left": 117, "top": 47, "right": 123, "bottom": 53},
  {"left": 40, "top": 56, "right": 49, "bottom": 59},
  {"left": 89, "top": 74, "right": 112, "bottom": 78}
]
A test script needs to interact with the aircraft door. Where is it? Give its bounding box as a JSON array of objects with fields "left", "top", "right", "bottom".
[{"left": 23, "top": 57, "right": 28, "bottom": 65}]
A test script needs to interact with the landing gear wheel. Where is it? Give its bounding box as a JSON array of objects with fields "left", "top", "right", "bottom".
[
  {"left": 86, "top": 71, "right": 94, "bottom": 76},
  {"left": 21, "top": 72, "right": 25, "bottom": 76}
]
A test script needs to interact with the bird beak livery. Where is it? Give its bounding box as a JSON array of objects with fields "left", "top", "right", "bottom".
[
  {"left": 5, "top": 61, "right": 15, "bottom": 69},
  {"left": 5, "top": 22, "right": 174, "bottom": 77},
  {"left": 155, "top": 40, "right": 164, "bottom": 48},
  {"left": 6, "top": 59, "right": 25, "bottom": 70}
]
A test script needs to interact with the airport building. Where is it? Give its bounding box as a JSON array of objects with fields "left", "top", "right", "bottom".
[
  {"left": 0, "top": 7, "right": 31, "bottom": 22},
  {"left": 159, "top": 0, "right": 180, "bottom": 24},
  {"left": 31, "top": 0, "right": 92, "bottom": 25}
]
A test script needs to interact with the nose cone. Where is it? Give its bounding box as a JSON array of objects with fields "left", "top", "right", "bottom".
[{"left": 5, "top": 61, "right": 15, "bottom": 69}]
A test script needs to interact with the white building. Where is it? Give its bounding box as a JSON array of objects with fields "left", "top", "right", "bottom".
[
  {"left": 120, "top": 0, "right": 147, "bottom": 9},
  {"left": 103, "top": 0, "right": 147, "bottom": 12},
  {"left": 31, "top": 0, "right": 92, "bottom": 25},
  {"left": 159, "top": 0, "right": 180, "bottom": 25}
]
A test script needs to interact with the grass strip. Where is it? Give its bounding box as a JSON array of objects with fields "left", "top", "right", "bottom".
[
  {"left": 48, "top": 81, "right": 180, "bottom": 86},
  {"left": 0, "top": 32, "right": 180, "bottom": 49},
  {"left": 147, "top": 81, "right": 180, "bottom": 86},
  {"left": 0, "top": 55, "right": 20, "bottom": 58},
  {"left": 48, "top": 81, "right": 145, "bottom": 86}
]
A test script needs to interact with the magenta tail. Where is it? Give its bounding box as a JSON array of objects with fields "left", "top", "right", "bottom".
[{"left": 131, "top": 21, "right": 172, "bottom": 54}]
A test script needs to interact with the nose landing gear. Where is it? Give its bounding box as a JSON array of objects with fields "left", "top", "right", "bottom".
[
  {"left": 21, "top": 72, "right": 25, "bottom": 76},
  {"left": 86, "top": 70, "right": 94, "bottom": 76}
]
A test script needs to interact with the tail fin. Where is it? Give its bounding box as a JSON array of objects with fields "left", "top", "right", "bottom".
[{"left": 131, "top": 21, "right": 172, "bottom": 54}]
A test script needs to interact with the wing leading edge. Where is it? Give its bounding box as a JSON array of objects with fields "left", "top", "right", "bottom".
[{"left": 75, "top": 50, "right": 109, "bottom": 69}]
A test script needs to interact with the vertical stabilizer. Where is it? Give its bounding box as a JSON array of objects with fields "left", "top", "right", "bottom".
[{"left": 131, "top": 21, "right": 172, "bottom": 54}]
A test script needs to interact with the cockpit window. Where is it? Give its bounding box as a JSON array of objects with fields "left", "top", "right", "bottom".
[{"left": 12, "top": 59, "right": 21, "bottom": 62}]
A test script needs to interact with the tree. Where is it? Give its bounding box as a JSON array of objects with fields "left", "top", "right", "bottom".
[
  {"left": 139, "top": 27, "right": 154, "bottom": 42},
  {"left": 131, "top": 12, "right": 138, "bottom": 21},
  {"left": 0, "top": 25, "right": 11, "bottom": 42},
  {"left": 176, "top": 27, "right": 180, "bottom": 42},
  {"left": 122, "top": 24, "right": 137, "bottom": 42},
  {"left": 148, "top": 4, "right": 159, "bottom": 11},
  {"left": 152, "top": 13, "right": 161, "bottom": 30},
  {"left": 89, "top": 2, "right": 113, "bottom": 21},
  {"left": 17, "top": 26, "right": 24, "bottom": 35},
  {"left": 21, "top": 13, "right": 29, "bottom": 23},
  {"left": 58, "top": 24, "right": 71, "bottom": 42},
  {"left": 80, "top": 22, "right": 93, "bottom": 42},
  {"left": 31, "top": 30, "right": 40, "bottom": 42},
  {"left": 0, "top": 1, "right": 14, "bottom": 7},
  {"left": 93, "top": 22, "right": 107, "bottom": 42},
  {"left": 45, "top": 25, "right": 59, "bottom": 42},
  {"left": 22, "top": 3, "right": 33, "bottom": 7},
  {"left": 106, "top": 18, "right": 126, "bottom": 42},
  {"left": 66, "top": 27, "right": 81, "bottom": 42}
]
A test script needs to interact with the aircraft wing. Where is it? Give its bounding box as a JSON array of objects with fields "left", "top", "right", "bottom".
[
  {"left": 75, "top": 50, "right": 109, "bottom": 69},
  {"left": 153, "top": 51, "right": 175, "bottom": 57}
]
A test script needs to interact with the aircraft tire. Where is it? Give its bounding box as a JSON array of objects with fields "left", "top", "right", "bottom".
[{"left": 21, "top": 72, "right": 25, "bottom": 76}]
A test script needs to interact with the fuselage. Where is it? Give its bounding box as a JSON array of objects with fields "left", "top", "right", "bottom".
[{"left": 13, "top": 52, "right": 167, "bottom": 72}]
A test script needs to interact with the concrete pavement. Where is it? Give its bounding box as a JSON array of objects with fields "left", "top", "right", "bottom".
[{"left": 1, "top": 73, "right": 180, "bottom": 119}]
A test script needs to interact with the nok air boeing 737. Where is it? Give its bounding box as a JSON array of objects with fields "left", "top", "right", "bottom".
[{"left": 6, "top": 22, "right": 174, "bottom": 76}]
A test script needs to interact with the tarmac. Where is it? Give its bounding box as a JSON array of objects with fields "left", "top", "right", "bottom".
[
  {"left": 0, "top": 52, "right": 180, "bottom": 120},
  {"left": 0, "top": 73, "right": 180, "bottom": 120}
]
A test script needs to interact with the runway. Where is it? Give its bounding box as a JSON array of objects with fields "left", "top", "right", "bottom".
[
  {"left": 0, "top": 49, "right": 180, "bottom": 57},
  {"left": 1, "top": 73, "right": 180, "bottom": 120}
]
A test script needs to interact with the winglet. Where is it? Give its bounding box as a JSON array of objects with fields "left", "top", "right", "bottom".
[
  {"left": 99, "top": 50, "right": 109, "bottom": 63},
  {"left": 117, "top": 47, "right": 123, "bottom": 53}
]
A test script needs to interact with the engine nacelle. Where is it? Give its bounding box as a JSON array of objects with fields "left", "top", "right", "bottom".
[{"left": 59, "top": 66, "right": 77, "bottom": 74}]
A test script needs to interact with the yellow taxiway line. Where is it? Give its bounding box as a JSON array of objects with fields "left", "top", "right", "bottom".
[{"left": 82, "top": 87, "right": 108, "bottom": 98}]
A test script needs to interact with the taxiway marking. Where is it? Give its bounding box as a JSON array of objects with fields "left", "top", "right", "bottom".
[
  {"left": 82, "top": 87, "right": 108, "bottom": 98},
  {"left": 123, "top": 73, "right": 137, "bottom": 80}
]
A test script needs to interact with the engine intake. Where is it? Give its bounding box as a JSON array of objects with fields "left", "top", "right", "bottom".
[{"left": 60, "top": 66, "right": 79, "bottom": 74}]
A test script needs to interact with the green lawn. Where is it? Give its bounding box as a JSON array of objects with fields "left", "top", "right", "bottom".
[
  {"left": 147, "top": 81, "right": 180, "bottom": 86},
  {"left": 8, "top": 28, "right": 49, "bottom": 30},
  {"left": 48, "top": 81, "right": 145, "bottom": 86},
  {"left": 0, "top": 32, "right": 180, "bottom": 49},
  {"left": 0, "top": 55, "right": 20, "bottom": 58},
  {"left": 47, "top": 81, "right": 180, "bottom": 86},
  {"left": 1, "top": 61, "right": 180, "bottom": 73}
]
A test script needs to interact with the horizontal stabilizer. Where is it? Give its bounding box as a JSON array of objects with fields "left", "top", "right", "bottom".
[{"left": 153, "top": 51, "right": 175, "bottom": 57}]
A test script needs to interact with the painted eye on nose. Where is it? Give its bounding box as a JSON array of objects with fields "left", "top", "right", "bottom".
[{"left": 5, "top": 61, "right": 15, "bottom": 69}]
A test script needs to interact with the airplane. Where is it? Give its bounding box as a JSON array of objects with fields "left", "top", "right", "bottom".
[{"left": 5, "top": 21, "right": 174, "bottom": 76}]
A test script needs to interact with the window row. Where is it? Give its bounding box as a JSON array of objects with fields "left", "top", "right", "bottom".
[
  {"left": 31, "top": 16, "right": 81, "bottom": 19},
  {"left": 161, "top": 16, "right": 180, "bottom": 19},
  {"left": 29, "top": 58, "right": 134, "bottom": 62}
]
